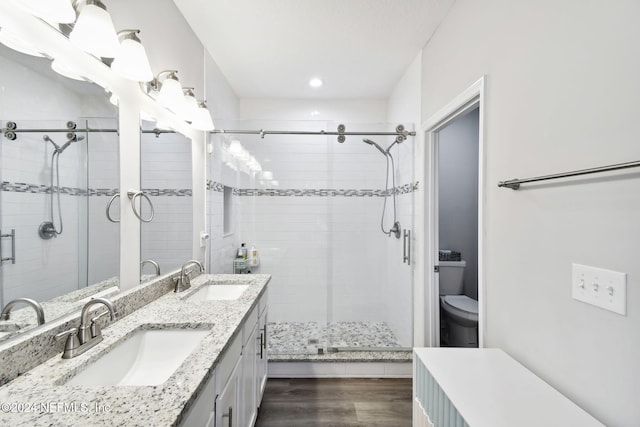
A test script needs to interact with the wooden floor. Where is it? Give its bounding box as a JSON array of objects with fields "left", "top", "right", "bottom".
[{"left": 255, "top": 378, "right": 413, "bottom": 427}]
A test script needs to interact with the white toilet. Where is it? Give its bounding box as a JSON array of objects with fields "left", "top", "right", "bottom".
[{"left": 439, "top": 260, "right": 478, "bottom": 347}]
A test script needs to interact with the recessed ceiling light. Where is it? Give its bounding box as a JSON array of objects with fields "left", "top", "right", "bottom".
[{"left": 309, "top": 78, "right": 323, "bottom": 88}]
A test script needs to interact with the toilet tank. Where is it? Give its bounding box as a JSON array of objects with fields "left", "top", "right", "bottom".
[{"left": 439, "top": 260, "right": 466, "bottom": 295}]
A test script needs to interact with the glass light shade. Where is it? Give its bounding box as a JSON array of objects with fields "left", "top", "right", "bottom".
[
  {"left": 111, "top": 35, "right": 153, "bottom": 82},
  {"left": 261, "top": 171, "right": 274, "bottom": 180},
  {"left": 108, "top": 92, "right": 118, "bottom": 106},
  {"left": 51, "top": 58, "right": 85, "bottom": 81},
  {"left": 181, "top": 90, "right": 199, "bottom": 121},
  {"left": 23, "top": 0, "right": 76, "bottom": 24},
  {"left": 228, "top": 140, "right": 243, "bottom": 155},
  {"left": 69, "top": 1, "right": 120, "bottom": 58},
  {"left": 191, "top": 103, "right": 215, "bottom": 131},
  {"left": 157, "top": 76, "right": 185, "bottom": 113},
  {"left": 0, "top": 28, "right": 44, "bottom": 57}
]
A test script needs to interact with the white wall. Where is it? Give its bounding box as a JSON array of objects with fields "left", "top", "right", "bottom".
[
  {"left": 421, "top": 1, "right": 640, "bottom": 425},
  {"left": 438, "top": 108, "right": 479, "bottom": 298}
]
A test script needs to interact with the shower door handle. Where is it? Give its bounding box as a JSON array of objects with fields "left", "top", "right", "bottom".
[
  {"left": 403, "top": 229, "right": 411, "bottom": 265},
  {"left": 0, "top": 229, "right": 16, "bottom": 265}
]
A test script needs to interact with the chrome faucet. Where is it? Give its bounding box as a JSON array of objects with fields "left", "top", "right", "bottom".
[
  {"left": 1, "top": 298, "right": 45, "bottom": 325},
  {"left": 174, "top": 259, "right": 205, "bottom": 292},
  {"left": 140, "top": 259, "right": 161, "bottom": 276},
  {"left": 55, "top": 297, "right": 117, "bottom": 359}
]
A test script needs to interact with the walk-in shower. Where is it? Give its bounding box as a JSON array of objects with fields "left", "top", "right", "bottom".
[
  {"left": 39, "top": 134, "right": 84, "bottom": 239},
  {"left": 363, "top": 138, "right": 403, "bottom": 238},
  {"left": 210, "top": 120, "right": 415, "bottom": 361}
]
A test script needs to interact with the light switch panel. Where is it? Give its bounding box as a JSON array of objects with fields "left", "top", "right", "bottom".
[{"left": 572, "top": 263, "right": 626, "bottom": 315}]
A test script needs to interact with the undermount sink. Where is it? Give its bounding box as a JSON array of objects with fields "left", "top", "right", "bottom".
[
  {"left": 186, "top": 284, "right": 250, "bottom": 302},
  {"left": 65, "top": 328, "right": 209, "bottom": 386}
]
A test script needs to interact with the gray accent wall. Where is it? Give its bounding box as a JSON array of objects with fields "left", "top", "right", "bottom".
[{"left": 438, "top": 109, "right": 479, "bottom": 299}]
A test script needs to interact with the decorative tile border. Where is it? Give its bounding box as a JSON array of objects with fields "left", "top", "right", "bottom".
[
  {"left": 208, "top": 180, "right": 419, "bottom": 197},
  {"left": 1, "top": 181, "right": 192, "bottom": 197}
]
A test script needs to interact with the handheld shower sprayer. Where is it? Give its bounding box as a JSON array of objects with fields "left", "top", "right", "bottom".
[
  {"left": 362, "top": 138, "right": 402, "bottom": 238},
  {"left": 363, "top": 138, "right": 388, "bottom": 156},
  {"left": 39, "top": 134, "right": 84, "bottom": 239}
]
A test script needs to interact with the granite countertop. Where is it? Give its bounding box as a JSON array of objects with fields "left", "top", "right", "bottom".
[{"left": 0, "top": 273, "right": 270, "bottom": 426}]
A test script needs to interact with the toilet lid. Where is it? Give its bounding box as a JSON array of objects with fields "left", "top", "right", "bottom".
[{"left": 443, "top": 295, "right": 478, "bottom": 314}]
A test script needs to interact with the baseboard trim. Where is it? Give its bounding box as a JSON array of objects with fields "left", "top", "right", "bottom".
[{"left": 267, "top": 361, "right": 412, "bottom": 378}]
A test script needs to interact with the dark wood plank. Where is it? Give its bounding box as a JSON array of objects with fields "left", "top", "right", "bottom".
[{"left": 256, "top": 378, "right": 412, "bottom": 427}]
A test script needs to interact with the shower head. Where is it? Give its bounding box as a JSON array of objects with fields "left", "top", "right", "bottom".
[
  {"left": 363, "top": 138, "right": 388, "bottom": 156},
  {"left": 43, "top": 134, "right": 84, "bottom": 154}
]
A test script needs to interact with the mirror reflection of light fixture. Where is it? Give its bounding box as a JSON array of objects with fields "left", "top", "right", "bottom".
[
  {"left": 51, "top": 58, "right": 85, "bottom": 81},
  {"left": 23, "top": 0, "right": 76, "bottom": 24},
  {"left": 69, "top": 0, "right": 119, "bottom": 58},
  {"left": 228, "top": 140, "right": 243, "bottom": 156},
  {"left": 0, "top": 27, "right": 44, "bottom": 57},
  {"left": 150, "top": 70, "right": 185, "bottom": 113},
  {"left": 191, "top": 100, "right": 215, "bottom": 131},
  {"left": 181, "top": 87, "right": 199, "bottom": 121},
  {"left": 111, "top": 30, "right": 153, "bottom": 82}
]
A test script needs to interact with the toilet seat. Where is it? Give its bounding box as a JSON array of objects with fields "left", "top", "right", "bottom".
[
  {"left": 441, "top": 295, "right": 478, "bottom": 325},
  {"left": 443, "top": 295, "right": 478, "bottom": 315}
]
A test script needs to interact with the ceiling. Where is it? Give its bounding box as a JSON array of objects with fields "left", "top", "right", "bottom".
[{"left": 173, "top": 0, "right": 454, "bottom": 100}]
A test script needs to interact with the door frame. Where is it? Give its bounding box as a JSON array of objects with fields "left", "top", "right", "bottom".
[{"left": 421, "top": 76, "right": 486, "bottom": 347}]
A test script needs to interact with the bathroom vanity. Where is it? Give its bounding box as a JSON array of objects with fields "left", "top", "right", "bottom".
[{"left": 0, "top": 272, "right": 270, "bottom": 426}]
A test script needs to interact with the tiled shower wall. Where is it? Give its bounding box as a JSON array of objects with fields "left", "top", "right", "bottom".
[
  {"left": 0, "top": 46, "right": 118, "bottom": 306},
  {"left": 208, "top": 119, "right": 415, "bottom": 347},
  {"left": 140, "top": 132, "right": 193, "bottom": 275}
]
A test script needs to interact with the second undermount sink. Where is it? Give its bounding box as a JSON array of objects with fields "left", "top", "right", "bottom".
[
  {"left": 186, "top": 284, "right": 250, "bottom": 302},
  {"left": 65, "top": 328, "right": 209, "bottom": 387}
]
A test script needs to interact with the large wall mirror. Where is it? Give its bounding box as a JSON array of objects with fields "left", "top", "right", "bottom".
[
  {"left": 140, "top": 126, "right": 193, "bottom": 280},
  {"left": 0, "top": 43, "right": 120, "bottom": 342}
]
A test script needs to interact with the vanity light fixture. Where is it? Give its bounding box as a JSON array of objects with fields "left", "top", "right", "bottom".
[
  {"left": 111, "top": 30, "right": 153, "bottom": 82},
  {"left": 23, "top": 0, "right": 76, "bottom": 25},
  {"left": 228, "top": 140, "right": 243, "bottom": 155},
  {"left": 69, "top": 0, "right": 119, "bottom": 58},
  {"left": 0, "top": 27, "right": 44, "bottom": 57},
  {"left": 150, "top": 70, "right": 186, "bottom": 114},
  {"left": 191, "top": 100, "right": 215, "bottom": 131},
  {"left": 181, "top": 88, "right": 199, "bottom": 121}
]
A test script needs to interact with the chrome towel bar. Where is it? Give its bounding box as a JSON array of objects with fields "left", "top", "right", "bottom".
[{"left": 498, "top": 160, "right": 640, "bottom": 190}]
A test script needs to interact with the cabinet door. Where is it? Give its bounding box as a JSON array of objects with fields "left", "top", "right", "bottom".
[
  {"left": 216, "top": 362, "right": 239, "bottom": 427},
  {"left": 240, "top": 322, "right": 258, "bottom": 427},
  {"left": 256, "top": 308, "right": 268, "bottom": 405}
]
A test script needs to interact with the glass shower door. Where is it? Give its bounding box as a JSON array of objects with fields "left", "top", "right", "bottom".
[{"left": 326, "top": 122, "right": 415, "bottom": 352}]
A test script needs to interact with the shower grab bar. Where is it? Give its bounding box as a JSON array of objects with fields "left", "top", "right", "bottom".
[
  {"left": 128, "top": 191, "right": 154, "bottom": 223},
  {"left": 0, "top": 229, "right": 16, "bottom": 265},
  {"left": 105, "top": 194, "right": 120, "bottom": 223},
  {"left": 498, "top": 159, "right": 640, "bottom": 190},
  {"left": 403, "top": 229, "right": 411, "bottom": 265}
]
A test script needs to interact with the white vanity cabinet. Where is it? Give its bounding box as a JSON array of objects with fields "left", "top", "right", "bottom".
[{"left": 179, "top": 289, "right": 269, "bottom": 427}]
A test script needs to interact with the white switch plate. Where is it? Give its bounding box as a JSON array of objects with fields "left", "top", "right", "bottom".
[{"left": 572, "top": 263, "right": 626, "bottom": 315}]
